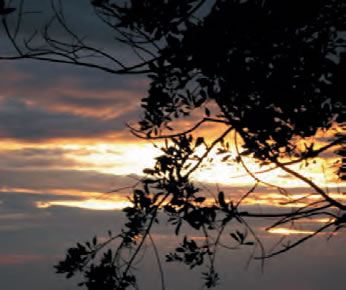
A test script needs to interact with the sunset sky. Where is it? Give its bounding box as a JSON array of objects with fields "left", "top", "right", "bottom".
[{"left": 0, "top": 1, "right": 345, "bottom": 290}]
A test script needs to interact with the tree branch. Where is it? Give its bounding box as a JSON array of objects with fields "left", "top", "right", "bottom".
[{"left": 274, "top": 160, "right": 346, "bottom": 210}]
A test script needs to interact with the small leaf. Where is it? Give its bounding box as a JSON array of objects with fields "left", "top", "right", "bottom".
[
  {"left": 195, "top": 137, "right": 204, "bottom": 147},
  {"left": 218, "top": 191, "right": 227, "bottom": 209},
  {"left": 143, "top": 168, "right": 155, "bottom": 175},
  {"left": 244, "top": 241, "right": 254, "bottom": 246},
  {"left": 230, "top": 233, "right": 239, "bottom": 242},
  {"left": 236, "top": 231, "right": 244, "bottom": 242},
  {"left": 240, "top": 149, "right": 251, "bottom": 156},
  {"left": 221, "top": 155, "right": 230, "bottom": 162},
  {"left": 195, "top": 197, "right": 206, "bottom": 203},
  {"left": 176, "top": 247, "right": 185, "bottom": 253},
  {"left": 175, "top": 220, "right": 182, "bottom": 235}
]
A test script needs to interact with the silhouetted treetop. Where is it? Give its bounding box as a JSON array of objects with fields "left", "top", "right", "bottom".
[{"left": 131, "top": 0, "right": 345, "bottom": 161}]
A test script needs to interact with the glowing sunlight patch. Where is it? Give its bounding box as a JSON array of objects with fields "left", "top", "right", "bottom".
[
  {"left": 268, "top": 228, "right": 315, "bottom": 235},
  {"left": 314, "top": 218, "right": 336, "bottom": 223},
  {"left": 65, "top": 142, "right": 162, "bottom": 176},
  {"left": 36, "top": 199, "right": 131, "bottom": 211}
]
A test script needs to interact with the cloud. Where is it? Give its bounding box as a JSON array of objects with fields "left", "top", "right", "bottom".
[
  {"left": 0, "top": 167, "right": 136, "bottom": 192},
  {"left": 0, "top": 147, "right": 84, "bottom": 168},
  {"left": 0, "top": 254, "right": 44, "bottom": 265},
  {"left": 0, "top": 58, "right": 146, "bottom": 111},
  {"left": 0, "top": 56, "right": 150, "bottom": 143},
  {"left": 0, "top": 97, "right": 138, "bottom": 140}
]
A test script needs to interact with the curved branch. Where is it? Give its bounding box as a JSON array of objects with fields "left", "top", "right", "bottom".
[
  {"left": 120, "top": 193, "right": 170, "bottom": 285},
  {"left": 239, "top": 204, "right": 332, "bottom": 219},
  {"left": 0, "top": 53, "right": 152, "bottom": 74},
  {"left": 274, "top": 160, "right": 346, "bottom": 210},
  {"left": 257, "top": 222, "right": 334, "bottom": 259},
  {"left": 1, "top": 0, "right": 159, "bottom": 75},
  {"left": 148, "top": 233, "right": 166, "bottom": 290},
  {"left": 127, "top": 117, "right": 229, "bottom": 140}
]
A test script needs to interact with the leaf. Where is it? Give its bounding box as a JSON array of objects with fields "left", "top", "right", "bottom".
[
  {"left": 195, "top": 197, "right": 206, "bottom": 203},
  {"left": 244, "top": 241, "right": 254, "bottom": 246},
  {"left": 230, "top": 233, "right": 239, "bottom": 242},
  {"left": 236, "top": 230, "right": 244, "bottom": 242},
  {"left": 218, "top": 191, "right": 227, "bottom": 209},
  {"left": 143, "top": 168, "right": 155, "bottom": 175},
  {"left": 221, "top": 155, "right": 230, "bottom": 162},
  {"left": 195, "top": 136, "right": 204, "bottom": 147},
  {"left": 240, "top": 149, "right": 252, "bottom": 156},
  {"left": 175, "top": 220, "right": 182, "bottom": 235}
]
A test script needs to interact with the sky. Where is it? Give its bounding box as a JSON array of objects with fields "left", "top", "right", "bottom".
[{"left": 0, "top": 1, "right": 345, "bottom": 290}]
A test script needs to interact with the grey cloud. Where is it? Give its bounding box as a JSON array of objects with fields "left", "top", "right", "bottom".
[
  {"left": 0, "top": 150, "right": 81, "bottom": 169},
  {"left": 0, "top": 59, "right": 147, "bottom": 93},
  {"left": 0, "top": 199, "right": 125, "bottom": 290},
  {"left": 0, "top": 215, "right": 344, "bottom": 290},
  {"left": 2, "top": 0, "right": 143, "bottom": 68},
  {"left": 0, "top": 147, "right": 113, "bottom": 169},
  {"left": 0, "top": 98, "right": 138, "bottom": 140},
  {"left": 0, "top": 167, "right": 136, "bottom": 192},
  {"left": 0, "top": 59, "right": 147, "bottom": 140},
  {"left": 0, "top": 189, "right": 345, "bottom": 290}
]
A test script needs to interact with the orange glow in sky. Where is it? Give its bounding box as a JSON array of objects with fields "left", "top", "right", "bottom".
[
  {"left": 267, "top": 228, "right": 316, "bottom": 235},
  {"left": 0, "top": 124, "right": 343, "bottom": 212}
]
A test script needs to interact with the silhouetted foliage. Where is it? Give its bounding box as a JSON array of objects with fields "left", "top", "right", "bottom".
[{"left": 1, "top": 0, "right": 345, "bottom": 289}]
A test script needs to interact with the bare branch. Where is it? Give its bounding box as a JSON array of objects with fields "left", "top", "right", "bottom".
[
  {"left": 257, "top": 222, "right": 334, "bottom": 259},
  {"left": 148, "top": 233, "right": 166, "bottom": 290},
  {"left": 274, "top": 160, "right": 346, "bottom": 210},
  {"left": 128, "top": 117, "right": 229, "bottom": 140}
]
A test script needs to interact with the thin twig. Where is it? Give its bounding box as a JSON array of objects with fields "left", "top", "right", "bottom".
[
  {"left": 274, "top": 160, "right": 346, "bottom": 210},
  {"left": 257, "top": 222, "right": 334, "bottom": 259},
  {"left": 184, "top": 127, "right": 233, "bottom": 178},
  {"left": 127, "top": 117, "right": 229, "bottom": 140},
  {"left": 148, "top": 233, "right": 166, "bottom": 290}
]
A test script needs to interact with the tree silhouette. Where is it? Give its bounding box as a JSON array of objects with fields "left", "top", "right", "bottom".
[{"left": 1, "top": 0, "right": 345, "bottom": 289}]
